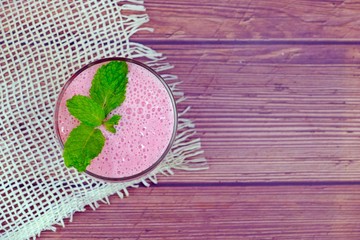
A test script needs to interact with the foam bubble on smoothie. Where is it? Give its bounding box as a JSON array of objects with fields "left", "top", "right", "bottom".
[{"left": 58, "top": 61, "right": 175, "bottom": 178}]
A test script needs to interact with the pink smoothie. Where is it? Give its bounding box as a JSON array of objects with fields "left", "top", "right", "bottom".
[{"left": 56, "top": 60, "right": 176, "bottom": 179}]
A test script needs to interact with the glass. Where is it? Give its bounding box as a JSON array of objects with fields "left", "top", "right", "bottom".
[{"left": 54, "top": 57, "right": 178, "bottom": 182}]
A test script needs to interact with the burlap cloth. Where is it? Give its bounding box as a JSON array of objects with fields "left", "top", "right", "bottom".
[{"left": 0, "top": 1, "right": 206, "bottom": 239}]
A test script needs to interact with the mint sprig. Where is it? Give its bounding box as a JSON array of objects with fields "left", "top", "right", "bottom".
[{"left": 63, "top": 61, "right": 128, "bottom": 172}]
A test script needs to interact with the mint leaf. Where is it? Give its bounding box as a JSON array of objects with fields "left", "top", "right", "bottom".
[
  {"left": 66, "top": 95, "right": 105, "bottom": 127},
  {"left": 90, "top": 61, "right": 128, "bottom": 116},
  {"left": 103, "top": 114, "right": 121, "bottom": 133},
  {"left": 63, "top": 123, "right": 105, "bottom": 172}
]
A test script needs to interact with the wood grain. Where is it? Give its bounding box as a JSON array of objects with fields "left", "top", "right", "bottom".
[
  {"left": 137, "top": 43, "right": 360, "bottom": 183},
  {"left": 133, "top": 0, "right": 360, "bottom": 41},
  {"left": 39, "top": 185, "right": 360, "bottom": 239}
]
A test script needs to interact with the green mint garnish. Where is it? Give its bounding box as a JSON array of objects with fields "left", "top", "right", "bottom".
[
  {"left": 63, "top": 123, "right": 105, "bottom": 172},
  {"left": 103, "top": 114, "right": 121, "bottom": 134},
  {"left": 63, "top": 61, "right": 128, "bottom": 172},
  {"left": 66, "top": 95, "right": 105, "bottom": 127},
  {"left": 90, "top": 61, "right": 128, "bottom": 116}
]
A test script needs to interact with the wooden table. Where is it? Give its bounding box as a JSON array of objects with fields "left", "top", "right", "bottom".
[{"left": 40, "top": 1, "right": 360, "bottom": 239}]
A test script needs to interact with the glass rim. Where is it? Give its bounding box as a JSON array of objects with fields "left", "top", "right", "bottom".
[{"left": 54, "top": 57, "right": 178, "bottom": 182}]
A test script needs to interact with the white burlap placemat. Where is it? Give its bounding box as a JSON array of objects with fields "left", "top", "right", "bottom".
[{"left": 0, "top": 1, "right": 207, "bottom": 239}]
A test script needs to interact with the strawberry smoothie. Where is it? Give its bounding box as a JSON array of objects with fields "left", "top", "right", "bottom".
[{"left": 55, "top": 59, "right": 177, "bottom": 181}]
